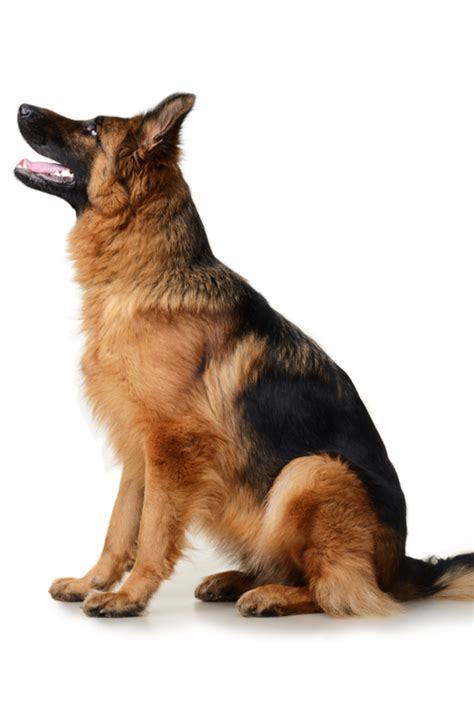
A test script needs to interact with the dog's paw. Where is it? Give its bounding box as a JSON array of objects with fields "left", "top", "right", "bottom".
[
  {"left": 237, "top": 589, "right": 285, "bottom": 617},
  {"left": 82, "top": 590, "right": 146, "bottom": 618},
  {"left": 195, "top": 570, "right": 255, "bottom": 602},
  {"left": 49, "top": 577, "right": 93, "bottom": 602},
  {"left": 195, "top": 577, "right": 238, "bottom": 602}
]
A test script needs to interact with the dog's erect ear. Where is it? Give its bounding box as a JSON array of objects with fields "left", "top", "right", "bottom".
[{"left": 139, "top": 93, "right": 195, "bottom": 153}]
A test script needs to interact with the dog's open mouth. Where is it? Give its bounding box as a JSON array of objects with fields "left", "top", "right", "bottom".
[{"left": 15, "top": 158, "right": 75, "bottom": 184}]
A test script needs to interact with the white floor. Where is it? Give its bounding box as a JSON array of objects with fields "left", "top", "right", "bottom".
[{"left": 4, "top": 537, "right": 473, "bottom": 710}]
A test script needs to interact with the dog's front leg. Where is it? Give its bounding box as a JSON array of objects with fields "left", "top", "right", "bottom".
[
  {"left": 49, "top": 451, "right": 144, "bottom": 602},
  {"left": 82, "top": 427, "right": 200, "bottom": 617}
]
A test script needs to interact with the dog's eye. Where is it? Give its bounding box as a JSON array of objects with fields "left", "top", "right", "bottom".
[{"left": 85, "top": 122, "right": 98, "bottom": 138}]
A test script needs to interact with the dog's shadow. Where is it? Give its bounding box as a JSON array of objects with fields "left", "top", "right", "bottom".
[
  {"left": 53, "top": 584, "right": 473, "bottom": 639},
  {"left": 192, "top": 595, "right": 473, "bottom": 637}
]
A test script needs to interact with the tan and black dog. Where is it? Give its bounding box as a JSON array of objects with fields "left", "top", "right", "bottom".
[{"left": 15, "top": 94, "right": 473, "bottom": 618}]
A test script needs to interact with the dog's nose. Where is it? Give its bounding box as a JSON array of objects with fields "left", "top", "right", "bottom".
[{"left": 18, "top": 104, "right": 34, "bottom": 119}]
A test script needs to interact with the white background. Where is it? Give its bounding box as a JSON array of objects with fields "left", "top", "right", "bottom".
[{"left": 1, "top": 1, "right": 473, "bottom": 708}]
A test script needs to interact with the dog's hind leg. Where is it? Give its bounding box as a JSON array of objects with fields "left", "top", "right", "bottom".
[{"left": 258, "top": 453, "right": 402, "bottom": 618}]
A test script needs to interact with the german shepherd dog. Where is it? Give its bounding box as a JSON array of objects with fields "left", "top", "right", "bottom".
[{"left": 15, "top": 94, "right": 473, "bottom": 618}]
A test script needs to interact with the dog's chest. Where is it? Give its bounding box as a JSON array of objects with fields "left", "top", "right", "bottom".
[{"left": 80, "top": 295, "right": 208, "bottom": 425}]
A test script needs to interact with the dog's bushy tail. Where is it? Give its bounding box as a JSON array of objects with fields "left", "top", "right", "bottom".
[{"left": 391, "top": 553, "right": 474, "bottom": 602}]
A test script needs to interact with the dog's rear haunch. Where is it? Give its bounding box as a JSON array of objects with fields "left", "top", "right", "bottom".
[{"left": 15, "top": 95, "right": 473, "bottom": 618}]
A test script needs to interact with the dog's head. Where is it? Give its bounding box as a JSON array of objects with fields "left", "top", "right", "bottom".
[{"left": 15, "top": 93, "right": 195, "bottom": 215}]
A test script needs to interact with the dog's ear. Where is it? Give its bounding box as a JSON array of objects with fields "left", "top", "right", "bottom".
[{"left": 139, "top": 93, "right": 195, "bottom": 154}]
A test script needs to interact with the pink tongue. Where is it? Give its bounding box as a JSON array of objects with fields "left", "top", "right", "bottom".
[{"left": 17, "top": 158, "right": 66, "bottom": 174}]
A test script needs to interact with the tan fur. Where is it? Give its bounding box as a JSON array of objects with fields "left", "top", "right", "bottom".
[
  {"left": 60, "top": 151, "right": 405, "bottom": 617},
  {"left": 50, "top": 449, "right": 144, "bottom": 601},
  {"left": 434, "top": 569, "right": 474, "bottom": 601},
  {"left": 238, "top": 585, "right": 321, "bottom": 617},
  {"left": 253, "top": 454, "right": 402, "bottom": 616}
]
